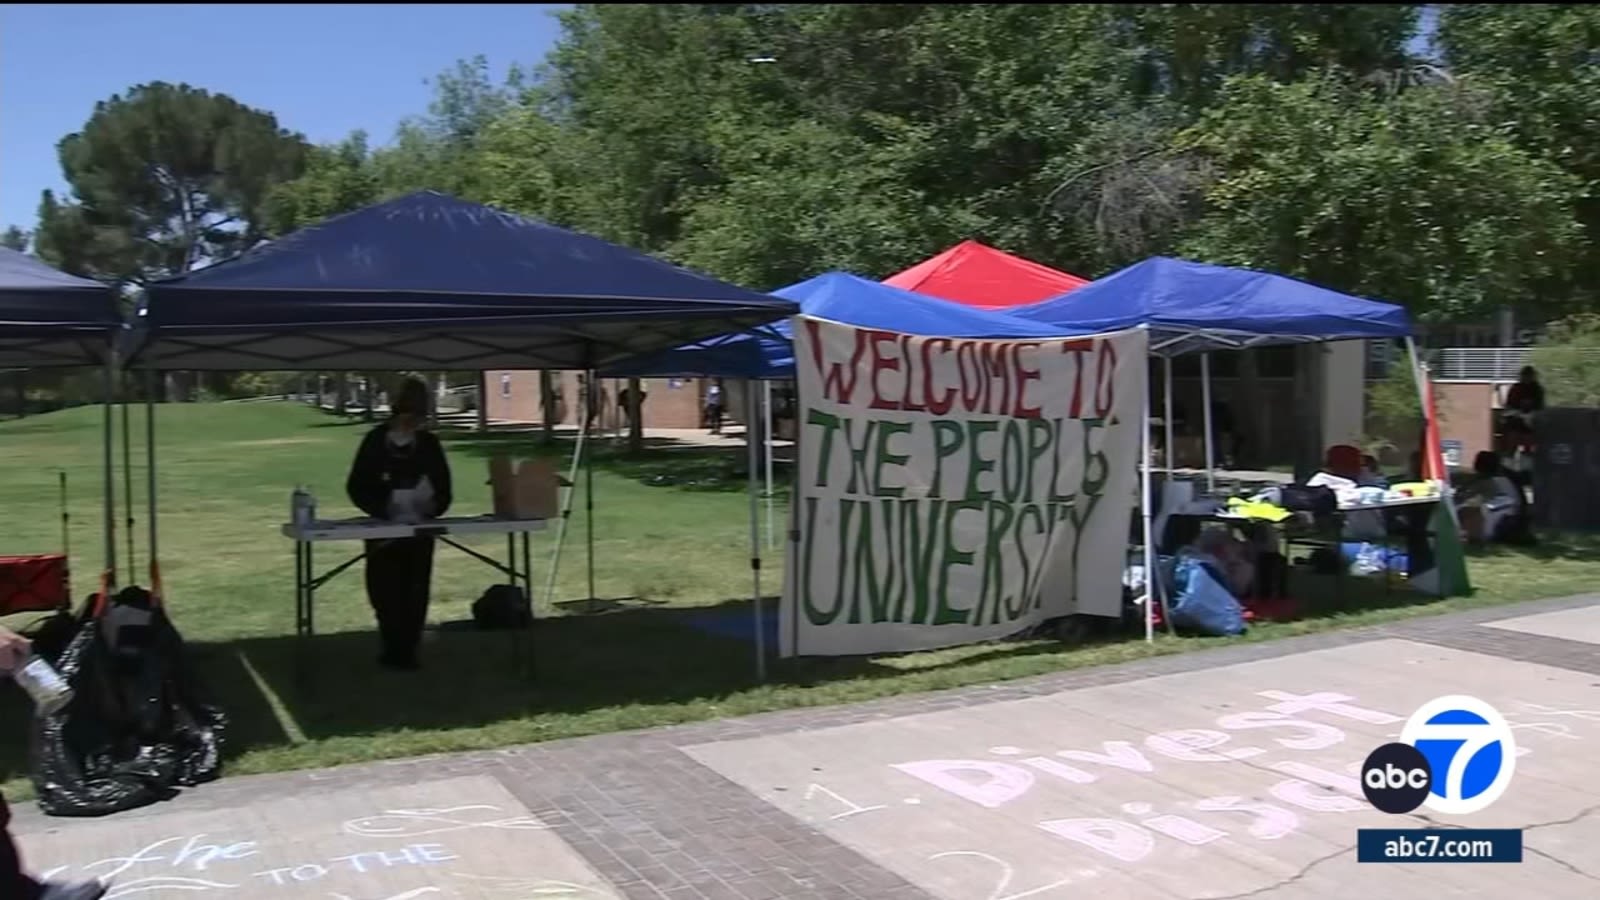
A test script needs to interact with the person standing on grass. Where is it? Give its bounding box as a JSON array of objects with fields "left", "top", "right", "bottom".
[
  {"left": 345, "top": 377, "right": 454, "bottom": 671},
  {"left": 704, "top": 381, "right": 724, "bottom": 434},
  {"left": 0, "top": 627, "right": 108, "bottom": 900}
]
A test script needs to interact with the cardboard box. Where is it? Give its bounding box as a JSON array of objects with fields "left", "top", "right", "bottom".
[{"left": 488, "top": 456, "right": 560, "bottom": 520}]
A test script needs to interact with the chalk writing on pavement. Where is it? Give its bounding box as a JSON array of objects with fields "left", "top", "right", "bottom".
[{"left": 789, "top": 691, "right": 1592, "bottom": 868}]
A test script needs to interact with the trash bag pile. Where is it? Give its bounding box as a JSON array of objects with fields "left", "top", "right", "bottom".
[{"left": 30, "top": 586, "right": 226, "bottom": 817}]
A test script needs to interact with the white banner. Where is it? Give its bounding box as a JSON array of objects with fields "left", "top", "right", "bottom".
[{"left": 781, "top": 316, "right": 1148, "bottom": 657}]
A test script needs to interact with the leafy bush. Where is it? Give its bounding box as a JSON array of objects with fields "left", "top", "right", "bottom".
[{"left": 1528, "top": 314, "right": 1600, "bottom": 407}]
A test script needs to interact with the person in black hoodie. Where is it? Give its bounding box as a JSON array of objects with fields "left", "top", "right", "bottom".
[{"left": 346, "top": 377, "right": 453, "bottom": 670}]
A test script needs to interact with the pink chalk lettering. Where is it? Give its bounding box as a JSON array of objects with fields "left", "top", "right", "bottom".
[
  {"left": 1269, "top": 779, "right": 1365, "bottom": 813},
  {"left": 1269, "top": 760, "right": 1364, "bottom": 798},
  {"left": 1215, "top": 712, "right": 1345, "bottom": 751},
  {"left": 892, "top": 760, "right": 1033, "bottom": 809},
  {"left": 1021, "top": 756, "right": 1096, "bottom": 785},
  {"left": 1193, "top": 796, "right": 1299, "bottom": 839},
  {"left": 1144, "top": 730, "right": 1262, "bottom": 762},
  {"left": 1256, "top": 691, "right": 1401, "bottom": 725},
  {"left": 1037, "top": 818, "right": 1155, "bottom": 863},
  {"left": 1055, "top": 741, "right": 1153, "bottom": 773},
  {"left": 1140, "top": 814, "right": 1228, "bottom": 846}
]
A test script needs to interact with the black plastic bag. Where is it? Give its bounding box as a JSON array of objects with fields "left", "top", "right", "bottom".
[{"left": 30, "top": 587, "right": 227, "bottom": 818}]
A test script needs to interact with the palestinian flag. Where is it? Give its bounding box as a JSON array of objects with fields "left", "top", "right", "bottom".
[{"left": 1412, "top": 365, "right": 1472, "bottom": 597}]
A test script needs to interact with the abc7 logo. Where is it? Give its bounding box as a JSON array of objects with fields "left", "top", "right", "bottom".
[{"left": 1362, "top": 695, "right": 1517, "bottom": 815}]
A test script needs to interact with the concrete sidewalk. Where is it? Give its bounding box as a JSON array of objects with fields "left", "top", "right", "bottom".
[{"left": 14, "top": 593, "right": 1600, "bottom": 900}]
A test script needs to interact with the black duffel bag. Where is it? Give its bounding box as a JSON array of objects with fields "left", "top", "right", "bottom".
[{"left": 1280, "top": 484, "right": 1337, "bottom": 516}]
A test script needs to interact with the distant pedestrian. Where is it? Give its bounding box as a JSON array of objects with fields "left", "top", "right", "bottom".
[{"left": 704, "top": 382, "right": 725, "bottom": 433}]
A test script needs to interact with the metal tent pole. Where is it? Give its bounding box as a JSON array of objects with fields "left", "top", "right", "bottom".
[
  {"left": 762, "top": 379, "right": 775, "bottom": 550},
  {"left": 1163, "top": 356, "right": 1174, "bottom": 476},
  {"left": 586, "top": 369, "right": 597, "bottom": 601},
  {"left": 746, "top": 386, "right": 767, "bottom": 679},
  {"left": 122, "top": 389, "right": 135, "bottom": 575},
  {"left": 101, "top": 359, "right": 117, "bottom": 589},
  {"left": 1201, "top": 353, "right": 1216, "bottom": 493},
  {"left": 1141, "top": 336, "right": 1156, "bottom": 643},
  {"left": 146, "top": 367, "right": 160, "bottom": 597},
  {"left": 542, "top": 389, "right": 591, "bottom": 608}
]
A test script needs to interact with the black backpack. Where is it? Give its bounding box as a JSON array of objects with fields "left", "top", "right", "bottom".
[{"left": 472, "top": 584, "right": 533, "bottom": 630}]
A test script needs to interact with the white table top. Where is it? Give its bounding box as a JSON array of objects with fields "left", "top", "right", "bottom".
[{"left": 282, "top": 515, "right": 549, "bottom": 542}]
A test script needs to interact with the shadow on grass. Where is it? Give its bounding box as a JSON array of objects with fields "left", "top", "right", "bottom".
[
  {"left": 0, "top": 548, "right": 1535, "bottom": 787},
  {"left": 1463, "top": 530, "right": 1600, "bottom": 564}
]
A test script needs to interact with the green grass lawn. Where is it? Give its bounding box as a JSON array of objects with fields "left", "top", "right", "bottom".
[{"left": 1, "top": 401, "right": 1595, "bottom": 798}]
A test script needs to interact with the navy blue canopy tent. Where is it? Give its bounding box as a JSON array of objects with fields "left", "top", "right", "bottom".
[
  {"left": 122, "top": 191, "right": 797, "bottom": 371},
  {"left": 601, "top": 270, "right": 1081, "bottom": 379},
  {"left": 0, "top": 246, "right": 121, "bottom": 368},
  {"left": 1011, "top": 256, "right": 1411, "bottom": 356}
]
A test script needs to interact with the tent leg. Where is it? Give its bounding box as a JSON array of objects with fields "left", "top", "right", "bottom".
[
  {"left": 763, "top": 380, "right": 775, "bottom": 550},
  {"left": 122, "top": 387, "right": 135, "bottom": 577},
  {"left": 146, "top": 367, "right": 161, "bottom": 597},
  {"left": 1201, "top": 353, "right": 1215, "bottom": 493},
  {"left": 1141, "top": 352, "right": 1156, "bottom": 643},
  {"left": 586, "top": 369, "right": 597, "bottom": 602},
  {"left": 102, "top": 359, "right": 117, "bottom": 590},
  {"left": 542, "top": 396, "right": 590, "bottom": 609},
  {"left": 746, "top": 386, "right": 767, "bottom": 680},
  {"left": 1163, "top": 357, "right": 1174, "bottom": 476}
]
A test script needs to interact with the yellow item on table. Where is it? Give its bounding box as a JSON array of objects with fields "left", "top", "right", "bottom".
[{"left": 1226, "top": 496, "right": 1293, "bottom": 523}]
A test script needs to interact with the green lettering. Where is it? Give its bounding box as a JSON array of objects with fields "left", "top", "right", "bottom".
[
  {"left": 801, "top": 496, "right": 842, "bottom": 625},
  {"left": 1047, "top": 418, "right": 1074, "bottom": 501},
  {"left": 1026, "top": 418, "right": 1054, "bottom": 501},
  {"left": 843, "top": 418, "right": 878, "bottom": 494},
  {"left": 847, "top": 500, "right": 893, "bottom": 623},
  {"left": 873, "top": 421, "right": 913, "bottom": 498},
  {"left": 900, "top": 499, "right": 943, "bottom": 624},
  {"left": 978, "top": 501, "right": 1016, "bottom": 626},
  {"left": 806, "top": 408, "right": 844, "bottom": 488},
  {"left": 999, "top": 420, "right": 1026, "bottom": 502},
  {"left": 935, "top": 500, "right": 983, "bottom": 625},
  {"left": 1010, "top": 504, "right": 1046, "bottom": 620},
  {"left": 834, "top": 498, "right": 856, "bottom": 618},
  {"left": 964, "top": 420, "right": 999, "bottom": 501},
  {"left": 931, "top": 421, "right": 965, "bottom": 499}
]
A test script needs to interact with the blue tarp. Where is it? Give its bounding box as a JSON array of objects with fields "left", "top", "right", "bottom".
[
  {"left": 1012, "top": 257, "right": 1411, "bottom": 356},
  {"left": 0, "top": 247, "right": 119, "bottom": 367},
  {"left": 601, "top": 271, "right": 1083, "bottom": 379},
  {"left": 124, "top": 191, "right": 796, "bottom": 371}
]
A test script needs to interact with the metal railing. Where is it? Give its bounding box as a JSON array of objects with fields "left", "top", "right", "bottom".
[{"left": 1426, "top": 347, "right": 1532, "bottom": 382}]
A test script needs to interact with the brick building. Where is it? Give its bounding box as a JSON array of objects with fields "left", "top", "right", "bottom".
[{"left": 483, "top": 371, "right": 721, "bottom": 430}]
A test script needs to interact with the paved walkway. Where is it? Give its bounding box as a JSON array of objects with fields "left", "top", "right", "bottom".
[{"left": 14, "top": 594, "right": 1600, "bottom": 900}]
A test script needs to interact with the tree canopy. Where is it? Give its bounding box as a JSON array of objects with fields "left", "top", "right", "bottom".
[{"left": 11, "top": 3, "right": 1599, "bottom": 325}]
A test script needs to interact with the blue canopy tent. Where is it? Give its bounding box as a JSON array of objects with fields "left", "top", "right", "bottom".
[
  {"left": 1011, "top": 256, "right": 1412, "bottom": 356},
  {"left": 117, "top": 192, "right": 798, "bottom": 678},
  {"left": 1015, "top": 257, "right": 1434, "bottom": 627},
  {"left": 0, "top": 246, "right": 121, "bottom": 369},
  {"left": 0, "top": 247, "right": 124, "bottom": 598},
  {"left": 122, "top": 191, "right": 796, "bottom": 372},
  {"left": 601, "top": 270, "right": 1081, "bottom": 379}
]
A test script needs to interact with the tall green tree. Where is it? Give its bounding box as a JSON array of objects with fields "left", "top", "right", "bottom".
[
  {"left": 1438, "top": 4, "right": 1600, "bottom": 308},
  {"left": 34, "top": 82, "right": 309, "bottom": 285},
  {"left": 0, "top": 227, "right": 28, "bottom": 251}
]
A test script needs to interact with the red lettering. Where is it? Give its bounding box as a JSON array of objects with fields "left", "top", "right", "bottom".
[
  {"left": 806, "top": 319, "right": 865, "bottom": 404},
  {"left": 956, "top": 341, "right": 984, "bottom": 412},
  {"left": 1095, "top": 339, "right": 1118, "bottom": 417},
  {"left": 923, "top": 338, "right": 955, "bottom": 415},
  {"left": 899, "top": 334, "right": 925, "bottom": 412},
  {"left": 1011, "top": 342, "right": 1042, "bottom": 419},
  {"left": 980, "top": 342, "right": 1011, "bottom": 416},
  {"left": 1060, "top": 338, "right": 1094, "bottom": 418},
  {"left": 867, "top": 330, "right": 902, "bottom": 410}
]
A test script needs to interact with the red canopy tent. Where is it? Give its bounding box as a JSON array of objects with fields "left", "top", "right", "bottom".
[{"left": 882, "top": 239, "right": 1090, "bottom": 308}]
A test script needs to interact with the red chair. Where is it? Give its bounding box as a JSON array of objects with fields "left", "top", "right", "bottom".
[{"left": 0, "top": 553, "right": 70, "bottom": 616}]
